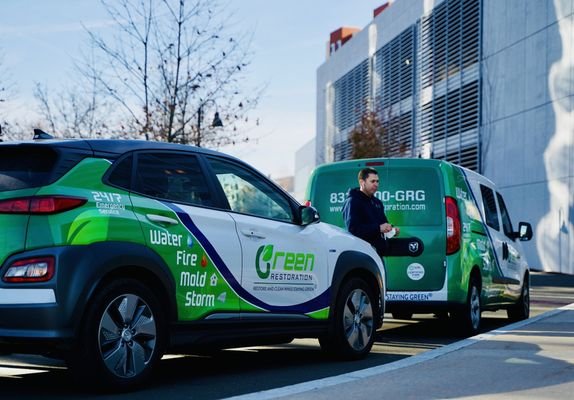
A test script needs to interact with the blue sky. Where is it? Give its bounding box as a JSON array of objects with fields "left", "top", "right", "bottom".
[{"left": 0, "top": 0, "right": 386, "bottom": 178}]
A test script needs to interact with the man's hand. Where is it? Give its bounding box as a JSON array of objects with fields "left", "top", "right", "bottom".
[
  {"left": 380, "top": 223, "right": 393, "bottom": 233},
  {"left": 380, "top": 223, "right": 400, "bottom": 237}
]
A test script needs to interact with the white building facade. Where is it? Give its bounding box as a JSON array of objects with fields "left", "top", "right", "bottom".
[
  {"left": 316, "top": 0, "right": 573, "bottom": 273},
  {"left": 294, "top": 138, "right": 316, "bottom": 202}
]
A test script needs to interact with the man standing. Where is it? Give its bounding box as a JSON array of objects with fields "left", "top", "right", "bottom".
[{"left": 342, "top": 167, "right": 399, "bottom": 255}]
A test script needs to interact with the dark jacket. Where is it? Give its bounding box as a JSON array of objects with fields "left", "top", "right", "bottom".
[{"left": 342, "top": 187, "right": 389, "bottom": 254}]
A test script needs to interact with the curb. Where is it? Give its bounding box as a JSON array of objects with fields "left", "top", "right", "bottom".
[{"left": 225, "top": 303, "right": 574, "bottom": 400}]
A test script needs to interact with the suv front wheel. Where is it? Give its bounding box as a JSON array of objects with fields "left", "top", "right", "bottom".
[
  {"left": 68, "top": 279, "right": 165, "bottom": 391},
  {"left": 320, "top": 277, "right": 378, "bottom": 360}
]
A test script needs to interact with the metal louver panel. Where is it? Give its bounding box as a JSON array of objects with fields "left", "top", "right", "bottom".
[
  {"left": 332, "top": 60, "right": 370, "bottom": 161},
  {"left": 374, "top": 26, "right": 416, "bottom": 158},
  {"left": 324, "top": 0, "right": 481, "bottom": 170},
  {"left": 416, "top": 0, "right": 480, "bottom": 171}
]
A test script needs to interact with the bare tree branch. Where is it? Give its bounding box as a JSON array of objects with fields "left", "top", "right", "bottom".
[
  {"left": 32, "top": 58, "right": 119, "bottom": 139},
  {"left": 0, "top": 49, "right": 19, "bottom": 141},
  {"left": 78, "top": 0, "right": 261, "bottom": 147}
]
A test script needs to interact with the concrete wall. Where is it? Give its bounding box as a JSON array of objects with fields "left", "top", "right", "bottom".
[{"left": 482, "top": 0, "right": 573, "bottom": 273}]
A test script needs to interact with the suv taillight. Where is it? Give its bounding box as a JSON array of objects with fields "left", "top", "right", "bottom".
[
  {"left": 445, "top": 196, "right": 461, "bottom": 255},
  {"left": 3, "top": 257, "right": 55, "bottom": 283},
  {"left": 0, "top": 196, "right": 87, "bottom": 214}
]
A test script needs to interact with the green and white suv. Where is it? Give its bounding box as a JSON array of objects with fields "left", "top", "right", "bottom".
[{"left": 0, "top": 135, "right": 385, "bottom": 390}]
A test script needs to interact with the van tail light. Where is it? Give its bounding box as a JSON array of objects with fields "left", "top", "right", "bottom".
[
  {"left": 445, "top": 196, "right": 461, "bottom": 255},
  {"left": 0, "top": 196, "right": 87, "bottom": 214},
  {"left": 304, "top": 200, "right": 312, "bottom": 207},
  {"left": 3, "top": 257, "right": 55, "bottom": 283}
]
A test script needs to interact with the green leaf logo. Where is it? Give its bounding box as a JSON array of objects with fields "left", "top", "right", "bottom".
[
  {"left": 255, "top": 244, "right": 273, "bottom": 279},
  {"left": 262, "top": 245, "right": 274, "bottom": 262}
]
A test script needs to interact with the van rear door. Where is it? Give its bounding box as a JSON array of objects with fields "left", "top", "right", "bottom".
[
  {"left": 382, "top": 160, "right": 446, "bottom": 291},
  {"left": 306, "top": 161, "right": 383, "bottom": 228}
]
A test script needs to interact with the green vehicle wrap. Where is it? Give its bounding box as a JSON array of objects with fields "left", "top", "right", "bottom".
[
  {"left": 306, "top": 157, "right": 530, "bottom": 320},
  {"left": 4, "top": 157, "right": 332, "bottom": 322},
  {"left": 0, "top": 139, "right": 387, "bottom": 389}
]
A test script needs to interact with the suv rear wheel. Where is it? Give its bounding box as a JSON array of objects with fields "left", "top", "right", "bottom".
[
  {"left": 320, "top": 277, "right": 377, "bottom": 360},
  {"left": 68, "top": 279, "right": 164, "bottom": 391}
]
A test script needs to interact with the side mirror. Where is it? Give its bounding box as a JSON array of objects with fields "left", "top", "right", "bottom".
[
  {"left": 300, "top": 205, "right": 320, "bottom": 226},
  {"left": 516, "top": 222, "right": 533, "bottom": 241}
]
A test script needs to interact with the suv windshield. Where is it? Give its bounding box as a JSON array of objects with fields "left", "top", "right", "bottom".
[{"left": 0, "top": 146, "right": 58, "bottom": 191}]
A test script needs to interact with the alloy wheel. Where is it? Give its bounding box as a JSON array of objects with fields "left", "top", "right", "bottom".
[
  {"left": 342, "top": 288, "right": 374, "bottom": 351},
  {"left": 98, "top": 294, "right": 157, "bottom": 378}
]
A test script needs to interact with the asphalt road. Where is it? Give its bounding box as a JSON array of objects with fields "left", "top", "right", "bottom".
[{"left": 1, "top": 272, "right": 573, "bottom": 399}]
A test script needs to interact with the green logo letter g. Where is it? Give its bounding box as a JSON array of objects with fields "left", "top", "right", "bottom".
[{"left": 256, "top": 244, "right": 273, "bottom": 279}]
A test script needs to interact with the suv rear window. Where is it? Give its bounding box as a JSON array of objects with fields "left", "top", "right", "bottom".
[{"left": 0, "top": 146, "right": 58, "bottom": 191}]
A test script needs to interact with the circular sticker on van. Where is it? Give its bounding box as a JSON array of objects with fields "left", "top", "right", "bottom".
[{"left": 407, "top": 263, "right": 425, "bottom": 281}]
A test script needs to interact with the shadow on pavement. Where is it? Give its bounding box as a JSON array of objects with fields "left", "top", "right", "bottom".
[{"left": 378, "top": 311, "right": 574, "bottom": 399}]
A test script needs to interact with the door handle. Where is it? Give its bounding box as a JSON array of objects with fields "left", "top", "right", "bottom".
[
  {"left": 146, "top": 214, "right": 179, "bottom": 225},
  {"left": 502, "top": 242, "right": 509, "bottom": 260},
  {"left": 240, "top": 229, "right": 266, "bottom": 239}
]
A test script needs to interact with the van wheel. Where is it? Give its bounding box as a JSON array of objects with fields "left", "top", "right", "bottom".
[
  {"left": 453, "top": 276, "right": 481, "bottom": 336},
  {"left": 507, "top": 277, "right": 530, "bottom": 321},
  {"left": 391, "top": 312, "right": 413, "bottom": 320},
  {"left": 320, "top": 277, "right": 377, "bottom": 360},
  {"left": 68, "top": 279, "right": 164, "bottom": 391}
]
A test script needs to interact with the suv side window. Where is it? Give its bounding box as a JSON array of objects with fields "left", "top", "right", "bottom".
[
  {"left": 480, "top": 184, "right": 500, "bottom": 231},
  {"left": 107, "top": 154, "right": 133, "bottom": 189},
  {"left": 496, "top": 192, "right": 514, "bottom": 240},
  {"left": 133, "top": 152, "right": 214, "bottom": 207},
  {"left": 207, "top": 157, "right": 293, "bottom": 222}
]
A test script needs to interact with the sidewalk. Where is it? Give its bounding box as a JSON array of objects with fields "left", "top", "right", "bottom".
[{"left": 229, "top": 304, "right": 574, "bottom": 399}]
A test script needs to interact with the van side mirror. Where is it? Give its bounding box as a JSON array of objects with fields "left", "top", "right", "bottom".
[
  {"left": 300, "top": 205, "right": 320, "bottom": 226},
  {"left": 516, "top": 222, "right": 533, "bottom": 241}
]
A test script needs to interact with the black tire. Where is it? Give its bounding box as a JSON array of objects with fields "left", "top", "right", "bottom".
[
  {"left": 507, "top": 275, "right": 530, "bottom": 321},
  {"left": 319, "top": 277, "right": 378, "bottom": 360},
  {"left": 391, "top": 312, "right": 413, "bottom": 320},
  {"left": 452, "top": 276, "right": 481, "bottom": 336},
  {"left": 68, "top": 279, "right": 165, "bottom": 391}
]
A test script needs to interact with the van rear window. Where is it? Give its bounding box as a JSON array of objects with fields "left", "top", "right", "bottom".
[
  {"left": 311, "top": 169, "right": 362, "bottom": 227},
  {"left": 310, "top": 165, "right": 441, "bottom": 228},
  {"left": 382, "top": 167, "right": 441, "bottom": 226},
  {"left": 0, "top": 147, "right": 58, "bottom": 191}
]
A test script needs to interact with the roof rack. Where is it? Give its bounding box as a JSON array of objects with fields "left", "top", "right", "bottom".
[{"left": 33, "top": 129, "right": 54, "bottom": 140}]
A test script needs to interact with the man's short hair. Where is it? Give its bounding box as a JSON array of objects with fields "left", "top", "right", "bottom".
[{"left": 358, "top": 167, "right": 378, "bottom": 182}]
